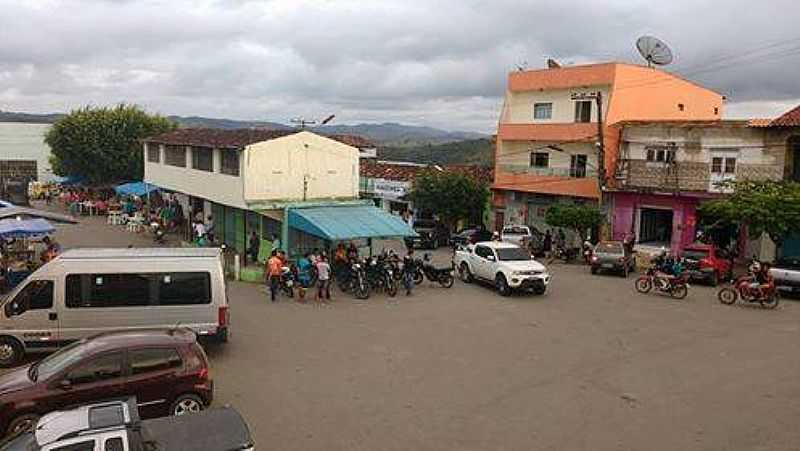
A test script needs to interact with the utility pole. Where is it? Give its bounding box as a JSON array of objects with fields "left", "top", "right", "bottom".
[{"left": 595, "top": 92, "right": 606, "bottom": 209}]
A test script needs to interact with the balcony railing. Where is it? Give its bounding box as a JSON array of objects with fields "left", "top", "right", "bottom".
[{"left": 499, "top": 164, "right": 597, "bottom": 178}]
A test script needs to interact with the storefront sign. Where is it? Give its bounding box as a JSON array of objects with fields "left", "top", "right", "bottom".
[{"left": 373, "top": 179, "right": 410, "bottom": 200}]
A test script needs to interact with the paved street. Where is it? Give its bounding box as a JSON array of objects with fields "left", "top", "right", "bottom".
[{"left": 16, "top": 212, "right": 800, "bottom": 450}]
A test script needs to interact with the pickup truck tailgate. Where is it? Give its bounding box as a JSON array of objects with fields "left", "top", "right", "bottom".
[{"left": 140, "top": 407, "right": 254, "bottom": 451}]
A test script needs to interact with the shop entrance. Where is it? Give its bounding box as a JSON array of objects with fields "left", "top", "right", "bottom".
[{"left": 638, "top": 207, "right": 673, "bottom": 246}]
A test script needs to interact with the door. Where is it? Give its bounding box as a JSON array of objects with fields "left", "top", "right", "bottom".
[
  {"left": 494, "top": 211, "right": 505, "bottom": 232},
  {"left": 709, "top": 150, "right": 737, "bottom": 192},
  {"left": 570, "top": 155, "right": 588, "bottom": 178},
  {"left": 42, "top": 437, "right": 98, "bottom": 451},
  {"left": 3, "top": 279, "right": 59, "bottom": 348},
  {"left": 124, "top": 347, "right": 184, "bottom": 418},
  {"left": 473, "top": 245, "right": 494, "bottom": 280},
  {"left": 49, "top": 351, "right": 126, "bottom": 412}
]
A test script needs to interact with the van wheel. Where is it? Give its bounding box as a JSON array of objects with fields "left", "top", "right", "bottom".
[
  {"left": 0, "top": 336, "right": 23, "bottom": 368},
  {"left": 6, "top": 413, "right": 39, "bottom": 437},
  {"left": 171, "top": 394, "right": 204, "bottom": 416}
]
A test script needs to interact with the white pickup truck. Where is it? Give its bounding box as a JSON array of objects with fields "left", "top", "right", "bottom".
[{"left": 453, "top": 241, "right": 550, "bottom": 296}]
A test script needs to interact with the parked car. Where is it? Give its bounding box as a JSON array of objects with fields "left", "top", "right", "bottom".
[
  {"left": 405, "top": 219, "right": 449, "bottom": 249},
  {"left": 0, "top": 247, "right": 229, "bottom": 367},
  {"left": 1, "top": 397, "right": 253, "bottom": 451},
  {"left": 590, "top": 241, "right": 636, "bottom": 277},
  {"left": 449, "top": 227, "right": 493, "bottom": 249},
  {"left": 453, "top": 241, "right": 550, "bottom": 296},
  {"left": 681, "top": 243, "right": 733, "bottom": 286},
  {"left": 0, "top": 328, "right": 213, "bottom": 438},
  {"left": 500, "top": 225, "right": 533, "bottom": 247},
  {"left": 769, "top": 255, "right": 800, "bottom": 295}
]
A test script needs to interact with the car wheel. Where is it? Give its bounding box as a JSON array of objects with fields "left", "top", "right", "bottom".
[
  {"left": 171, "top": 394, "right": 204, "bottom": 416},
  {"left": 0, "top": 336, "right": 24, "bottom": 368},
  {"left": 6, "top": 413, "right": 39, "bottom": 438},
  {"left": 459, "top": 263, "right": 473, "bottom": 283},
  {"left": 495, "top": 274, "right": 511, "bottom": 297}
]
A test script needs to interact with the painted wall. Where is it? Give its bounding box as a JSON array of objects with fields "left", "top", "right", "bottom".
[
  {"left": 498, "top": 141, "right": 599, "bottom": 175},
  {"left": 611, "top": 192, "right": 698, "bottom": 252},
  {"left": 144, "top": 144, "right": 247, "bottom": 209},
  {"left": 244, "top": 131, "right": 359, "bottom": 203},
  {"left": 504, "top": 86, "right": 612, "bottom": 124}
]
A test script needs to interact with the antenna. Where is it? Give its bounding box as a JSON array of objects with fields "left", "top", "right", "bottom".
[
  {"left": 290, "top": 114, "right": 336, "bottom": 129},
  {"left": 636, "top": 35, "right": 674, "bottom": 67},
  {"left": 515, "top": 60, "right": 528, "bottom": 72}
]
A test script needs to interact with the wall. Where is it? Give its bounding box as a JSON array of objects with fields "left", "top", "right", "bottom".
[
  {"left": 144, "top": 144, "right": 247, "bottom": 209},
  {"left": 611, "top": 192, "right": 698, "bottom": 252},
  {"left": 504, "top": 86, "right": 611, "bottom": 124},
  {"left": 244, "top": 131, "right": 359, "bottom": 203},
  {"left": 497, "top": 141, "right": 599, "bottom": 176}
]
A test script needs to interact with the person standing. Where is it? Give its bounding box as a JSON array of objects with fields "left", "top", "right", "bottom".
[
  {"left": 315, "top": 255, "right": 332, "bottom": 304},
  {"left": 297, "top": 252, "right": 313, "bottom": 303},
  {"left": 248, "top": 231, "right": 260, "bottom": 265},
  {"left": 402, "top": 248, "right": 415, "bottom": 296},
  {"left": 543, "top": 230, "right": 552, "bottom": 258},
  {"left": 266, "top": 250, "right": 283, "bottom": 303}
]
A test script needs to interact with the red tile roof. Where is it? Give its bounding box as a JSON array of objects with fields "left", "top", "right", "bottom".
[
  {"left": 144, "top": 128, "right": 373, "bottom": 149},
  {"left": 360, "top": 161, "right": 493, "bottom": 184},
  {"left": 770, "top": 105, "right": 800, "bottom": 127}
]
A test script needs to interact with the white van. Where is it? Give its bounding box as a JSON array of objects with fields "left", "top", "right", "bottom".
[{"left": 0, "top": 248, "right": 229, "bottom": 367}]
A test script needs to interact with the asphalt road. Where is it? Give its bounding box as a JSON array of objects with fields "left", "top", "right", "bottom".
[{"left": 12, "top": 210, "right": 800, "bottom": 450}]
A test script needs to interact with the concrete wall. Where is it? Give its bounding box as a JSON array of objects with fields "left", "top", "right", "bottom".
[
  {"left": 243, "top": 131, "right": 359, "bottom": 202},
  {"left": 144, "top": 144, "right": 247, "bottom": 209},
  {"left": 497, "top": 141, "right": 599, "bottom": 176},
  {"left": 504, "top": 86, "right": 611, "bottom": 124}
]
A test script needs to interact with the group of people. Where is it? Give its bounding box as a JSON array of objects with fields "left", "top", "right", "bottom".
[
  {"left": 0, "top": 235, "right": 61, "bottom": 292},
  {"left": 265, "top": 248, "right": 332, "bottom": 304}
]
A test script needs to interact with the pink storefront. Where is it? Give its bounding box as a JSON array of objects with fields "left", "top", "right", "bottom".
[{"left": 610, "top": 192, "right": 710, "bottom": 253}]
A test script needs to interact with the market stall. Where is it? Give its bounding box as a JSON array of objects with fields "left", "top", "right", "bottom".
[{"left": 0, "top": 218, "right": 56, "bottom": 291}]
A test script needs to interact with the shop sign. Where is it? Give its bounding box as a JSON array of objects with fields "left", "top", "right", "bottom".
[{"left": 373, "top": 179, "right": 410, "bottom": 200}]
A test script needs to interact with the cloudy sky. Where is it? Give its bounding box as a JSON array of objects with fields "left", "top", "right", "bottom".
[{"left": 1, "top": 0, "right": 798, "bottom": 132}]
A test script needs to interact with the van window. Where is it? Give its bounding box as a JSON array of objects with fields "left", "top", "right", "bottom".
[
  {"left": 129, "top": 348, "right": 183, "bottom": 375},
  {"left": 104, "top": 437, "right": 124, "bottom": 451},
  {"left": 50, "top": 440, "right": 96, "bottom": 451},
  {"left": 8, "top": 280, "right": 53, "bottom": 315},
  {"left": 66, "top": 272, "right": 211, "bottom": 308}
]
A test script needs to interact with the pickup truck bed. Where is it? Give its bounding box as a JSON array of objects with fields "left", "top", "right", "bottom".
[
  {"left": 770, "top": 257, "right": 800, "bottom": 294},
  {"left": 139, "top": 407, "right": 254, "bottom": 451}
]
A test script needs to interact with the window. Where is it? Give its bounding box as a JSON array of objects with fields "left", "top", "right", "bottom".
[
  {"left": 570, "top": 154, "right": 588, "bottom": 178},
  {"left": 574, "top": 101, "right": 592, "bottom": 123},
  {"left": 221, "top": 150, "right": 240, "bottom": 176},
  {"left": 66, "top": 272, "right": 211, "bottom": 308},
  {"left": 164, "top": 145, "right": 186, "bottom": 167},
  {"left": 724, "top": 157, "right": 736, "bottom": 174},
  {"left": 192, "top": 146, "right": 213, "bottom": 172},
  {"left": 51, "top": 440, "right": 97, "bottom": 451},
  {"left": 533, "top": 102, "right": 553, "bottom": 120},
  {"left": 129, "top": 348, "right": 183, "bottom": 375},
  {"left": 7, "top": 280, "right": 53, "bottom": 316},
  {"left": 104, "top": 438, "right": 124, "bottom": 451},
  {"left": 530, "top": 152, "right": 549, "bottom": 168},
  {"left": 496, "top": 247, "right": 531, "bottom": 261},
  {"left": 711, "top": 157, "right": 723, "bottom": 173},
  {"left": 65, "top": 352, "right": 123, "bottom": 385},
  {"left": 645, "top": 146, "right": 676, "bottom": 163},
  {"left": 146, "top": 143, "right": 160, "bottom": 163},
  {"left": 157, "top": 272, "right": 211, "bottom": 305},
  {"left": 474, "top": 246, "right": 493, "bottom": 259}
]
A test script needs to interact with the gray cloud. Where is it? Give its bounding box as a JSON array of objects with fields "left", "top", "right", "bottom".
[{"left": 0, "top": 0, "right": 798, "bottom": 132}]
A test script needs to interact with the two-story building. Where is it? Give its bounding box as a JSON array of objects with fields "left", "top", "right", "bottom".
[
  {"left": 143, "top": 128, "right": 414, "bottom": 260},
  {"left": 492, "top": 61, "right": 723, "bottom": 232}
]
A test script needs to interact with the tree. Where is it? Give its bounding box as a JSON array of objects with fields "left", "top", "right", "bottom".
[
  {"left": 698, "top": 180, "right": 800, "bottom": 252},
  {"left": 545, "top": 203, "right": 603, "bottom": 242},
  {"left": 45, "top": 104, "right": 177, "bottom": 184},
  {"left": 408, "top": 172, "right": 490, "bottom": 229}
]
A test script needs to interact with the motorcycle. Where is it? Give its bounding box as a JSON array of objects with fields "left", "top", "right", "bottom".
[
  {"left": 582, "top": 240, "right": 593, "bottom": 264},
  {"left": 420, "top": 254, "right": 455, "bottom": 288},
  {"left": 635, "top": 267, "right": 689, "bottom": 299},
  {"left": 150, "top": 221, "right": 166, "bottom": 245},
  {"left": 365, "top": 256, "right": 398, "bottom": 297},
  {"left": 718, "top": 274, "right": 779, "bottom": 309},
  {"left": 279, "top": 266, "right": 295, "bottom": 298},
  {"left": 337, "top": 260, "right": 371, "bottom": 299},
  {"left": 549, "top": 245, "right": 577, "bottom": 263}
]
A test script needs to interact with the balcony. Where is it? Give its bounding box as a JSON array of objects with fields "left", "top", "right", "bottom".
[{"left": 497, "top": 122, "right": 597, "bottom": 142}]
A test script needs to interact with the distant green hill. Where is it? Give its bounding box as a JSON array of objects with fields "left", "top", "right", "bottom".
[{"left": 377, "top": 138, "right": 493, "bottom": 166}]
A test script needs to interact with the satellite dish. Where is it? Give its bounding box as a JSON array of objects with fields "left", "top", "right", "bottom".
[{"left": 636, "top": 35, "right": 674, "bottom": 67}]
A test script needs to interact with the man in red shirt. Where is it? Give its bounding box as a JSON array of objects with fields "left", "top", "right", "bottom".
[{"left": 266, "top": 250, "right": 283, "bottom": 302}]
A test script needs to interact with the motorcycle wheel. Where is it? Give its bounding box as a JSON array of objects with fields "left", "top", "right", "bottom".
[
  {"left": 386, "top": 276, "right": 398, "bottom": 297},
  {"left": 414, "top": 270, "right": 424, "bottom": 285},
  {"left": 635, "top": 277, "right": 652, "bottom": 294},
  {"left": 717, "top": 287, "right": 737, "bottom": 305},
  {"left": 355, "top": 276, "right": 371, "bottom": 300},
  {"left": 670, "top": 284, "right": 688, "bottom": 300},
  {"left": 459, "top": 263, "right": 473, "bottom": 283},
  {"left": 439, "top": 273, "right": 454, "bottom": 288},
  {"left": 760, "top": 293, "right": 779, "bottom": 309}
]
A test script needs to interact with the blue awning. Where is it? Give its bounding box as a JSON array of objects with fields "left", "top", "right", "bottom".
[
  {"left": 53, "top": 175, "right": 86, "bottom": 186},
  {"left": 0, "top": 218, "right": 55, "bottom": 239},
  {"left": 288, "top": 205, "right": 417, "bottom": 241},
  {"left": 115, "top": 182, "right": 159, "bottom": 197}
]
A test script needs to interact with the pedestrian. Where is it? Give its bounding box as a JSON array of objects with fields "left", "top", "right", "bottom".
[
  {"left": 297, "top": 252, "right": 313, "bottom": 303},
  {"left": 266, "top": 250, "right": 283, "bottom": 303},
  {"left": 316, "top": 254, "right": 332, "bottom": 304},
  {"left": 205, "top": 215, "right": 215, "bottom": 243},
  {"left": 402, "top": 248, "right": 415, "bottom": 296},
  {"left": 248, "top": 231, "right": 260, "bottom": 265},
  {"left": 543, "top": 230, "right": 552, "bottom": 258}
]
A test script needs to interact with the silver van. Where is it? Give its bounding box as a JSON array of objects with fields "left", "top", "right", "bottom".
[{"left": 0, "top": 248, "right": 229, "bottom": 367}]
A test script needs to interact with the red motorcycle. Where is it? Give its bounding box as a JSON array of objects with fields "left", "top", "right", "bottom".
[
  {"left": 635, "top": 267, "right": 689, "bottom": 299},
  {"left": 717, "top": 275, "right": 779, "bottom": 309}
]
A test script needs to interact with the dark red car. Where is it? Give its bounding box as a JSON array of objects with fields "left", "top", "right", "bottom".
[
  {"left": 681, "top": 243, "right": 734, "bottom": 286},
  {"left": 0, "top": 328, "right": 213, "bottom": 438}
]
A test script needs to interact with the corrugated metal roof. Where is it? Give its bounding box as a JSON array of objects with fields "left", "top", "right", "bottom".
[
  {"left": 60, "top": 248, "right": 221, "bottom": 259},
  {"left": 288, "top": 206, "right": 417, "bottom": 241}
]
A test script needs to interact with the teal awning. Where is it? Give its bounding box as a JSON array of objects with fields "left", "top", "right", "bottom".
[{"left": 288, "top": 205, "right": 417, "bottom": 241}]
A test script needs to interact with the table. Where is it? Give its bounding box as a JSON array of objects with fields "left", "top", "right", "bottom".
[{"left": 107, "top": 211, "right": 123, "bottom": 225}]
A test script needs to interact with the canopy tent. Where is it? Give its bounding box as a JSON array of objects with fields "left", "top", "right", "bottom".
[
  {"left": 0, "top": 218, "right": 55, "bottom": 239},
  {"left": 53, "top": 175, "right": 86, "bottom": 186},
  {"left": 0, "top": 200, "right": 14, "bottom": 208},
  {"left": 288, "top": 205, "right": 417, "bottom": 241},
  {"left": 0, "top": 207, "right": 78, "bottom": 224},
  {"left": 114, "top": 181, "right": 159, "bottom": 197}
]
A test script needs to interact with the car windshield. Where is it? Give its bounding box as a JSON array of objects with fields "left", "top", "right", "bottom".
[
  {"left": 596, "top": 242, "right": 623, "bottom": 254},
  {"left": 496, "top": 247, "right": 531, "bottom": 261},
  {"left": 683, "top": 249, "right": 709, "bottom": 260},
  {"left": 31, "top": 340, "right": 88, "bottom": 381}
]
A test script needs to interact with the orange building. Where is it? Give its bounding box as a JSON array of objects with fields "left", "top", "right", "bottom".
[{"left": 492, "top": 61, "right": 723, "bottom": 232}]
